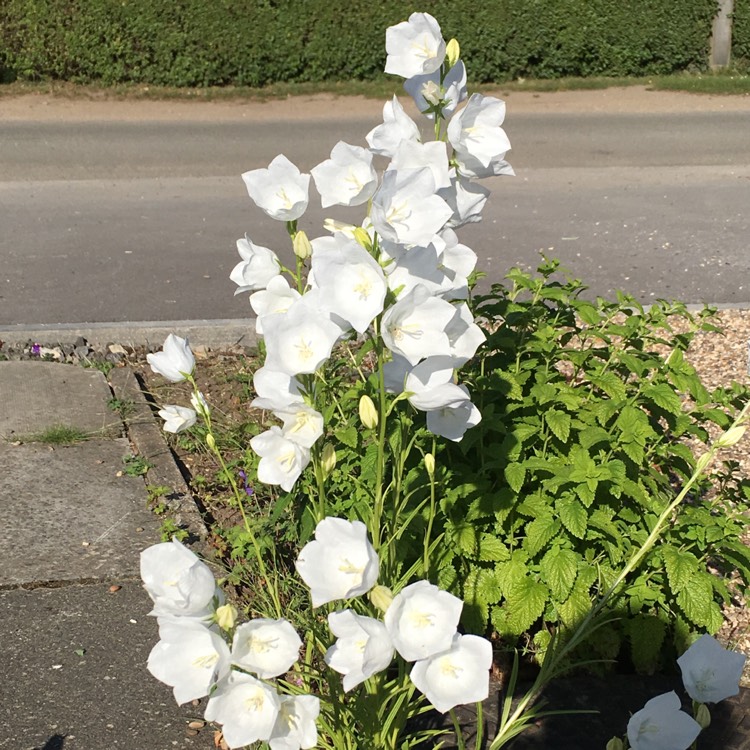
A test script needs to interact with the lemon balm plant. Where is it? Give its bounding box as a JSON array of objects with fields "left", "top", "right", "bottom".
[{"left": 141, "top": 12, "right": 749, "bottom": 750}]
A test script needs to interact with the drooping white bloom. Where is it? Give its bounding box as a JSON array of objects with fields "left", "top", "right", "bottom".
[
  {"left": 438, "top": 172, "right": 490, "bottom": 228},
  {"left": 250, "top": 276, "right": 301, "bottom": 335},
  {"left": 325, "top": 610, "right": 395, "bottom": 691},
  {"left": 448, "top": 94, "right": 513, "bottom": 179},
  {"left": 229, "top": 237, "right": 282, "bottom": 294},
  {"left": 381, "top": 284, "right": 456, "bottom": 365},
  {"left": 251, "top": 367, "right": 304, "bottom": 413},
  {"left": 404, "top": 356, "right": 464, "bottom": 412},
  {"left": 140, "top": 539, "right": 217, "bottom": 618},
  {"left": 205, "top": 671, "right": 281, "bottom": 749},
  {"left": 311, "top": 141, "right": 378, "bottom": 208},
  {"left": 309, "top": 235, "right": 387, "bottom": 333},
  {"left": 371, "top": 168, "right": 453, "bottom": 247},
  {"left": 147, "top": 334, "right": 195, "bottom": 383},
  {"left": 262, "top": 294, "right": 342, "bottom": 376},
  {"left": 296, "top": 517, "right": 379, "bottom": 608},
  {"left": 403, "top": 61, "right": 467, "bottom": 119},
  {"left": 231, "top": 618, "right": 302, "bottom": 679},
  {"left": 190, "top": 390, "right": 210, "bottom": 419},
  {"left": 275, "top": 403, "right": 324, "bottom": 449},
  {"left": 381, "top": 238, "right": 448, "bottom": 300},
  {"left": 677, "top": 634, "right": 747, "bottom": 704},
  {"left": 366, "top": 96, "right": 420, "bottom": 158},
  {"left": 388, "top": 141, "right": 451, "bottom": 190},
  {"left": 269, "top": 695, "right": 320, "bottom": 750},
  {"left": 410, "top": 633, "right": 492, "bottom": 713},
  {"left": 626, "top": 691, "right": 701, "bottom": 750},
  {"left": 158, "top": 404, "right": 197, "bottom": 434},
  {"left": 385, "top": 12, "right": 446, "bottom": 79},
  {"left": 426, "top": 388, "right": 482, "bottom": 442},
  {"left": 446, "top": 302, "right": 486, "bottom": 365},
  {"left": 437, "top": 228, "right": 478, "bottom": 299},
  {"left": 384, "top": 580, "right": 462, "bottom": 661},
  {"left": 250, "top": 426, "right": 311, "bottom": 492},
  {"left": 147, "top": 618, "right": 231, "bottom": 704},
  {"left": 242, "top": 154, "right": 310, "bottom": 222}
]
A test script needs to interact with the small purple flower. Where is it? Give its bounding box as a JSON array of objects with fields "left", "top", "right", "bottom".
[
  {"left": 31, "top": 343, "right": 41, "bottom": 356},
  {"left": 238, "top": 470, "right": 254, "bottom": 497}
]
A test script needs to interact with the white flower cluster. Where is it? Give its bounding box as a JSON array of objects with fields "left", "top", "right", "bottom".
[
  {"left": 141, "top": 540, "right": 318, "bottom": 750},
  {"left": 296, "top": 518, "right": 492, "bottom": 714},
  {"left": 228, "top": 11, "right": 512, "bottom": 492}
]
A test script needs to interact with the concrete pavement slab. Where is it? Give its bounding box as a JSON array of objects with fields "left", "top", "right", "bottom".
[
  {"left": 0, "top": 362, "right": 120, "bottom": 438},
  {"left": 0, "top": 439, "right": 159, "bottom": 587}
]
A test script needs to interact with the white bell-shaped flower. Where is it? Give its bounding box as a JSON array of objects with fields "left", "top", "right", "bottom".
[
  {"left": 250, "top": 275, "right": 302, "bottom": 335},
  {"left": 446, "top": 302, "right": 486, "bottom": 364},
  {"left": 438, "top": 172, "right": 489, "bottom": 228},
  {"left": 436, "top": 228, "right": 477, "bottom": 300},
  {"left": 404, "top": 356, "right": 464, "bottom": 412},
  {"left": 158, "top": 404, "right": 197, "bottom": 434},
  {"left": 311, "top": 141, "right": 378, "bottom": 208},
  {"left": 448, "top": 94, "right": 512, "bottom": 178},
  {"left": 296, "top": 517, "right": 379, "bottom": 608},
  {"left": 381, "top": 239, "right": 448, "bottom": 300},
  {"left": 626, "top": 691, "right": 701, "bottom": 750},
  {"left": 147, "top": 334, "right": 195, "bottom": 383},
  {"left": 205, "top": 671, "right": 281, "bottom": 749},
  {"left": 309, "top": 235, "right": 387, "bottom": 333},
  {"left": 677, "top": 634, "right": 747, "bottom": 704},
  {"left": 371, "top": 168, "right": 453, "bottom": 247},
  {"left": 385, "top": 12, "right": 446, "bottom": 79},
  {"left": 251, "top": 367, "right": 304, "bottom": 412},
  {"left": 388, "top": 141, "right": 451, "bottom": 190},
  {"left": 269, "top": 695, "right": 320, "bottom": 750},
  {"left": 404, "top": 61, "right": 467, "bottom": 120},
  {"left": 231, "top": 618, "right": 302, "bottom": 679},
  {"left": 190, "top": 390, "right": 210, "bottom": 420},
  {"left": 381, "top": 284, "right": 455, "bottom": 365},
  {"left": 147, "top": 618, "right": 231, "bottom": 704},
  {"left": 275, "top": 403, "right": 324, "bottom": 449},
  {"left": 383, "top": 353, "right": 412, "bottom": 395},
  {"left": 250, "top": 426, "right": 311, "bottom": 492},
  {"left": 426, "top": 388, "right": 482, "bottom": 442},
  {"left": 410, "top": 633, "right": 492, "bottom": 713},
  {"left": 140, "top": 539, "right": 217, "bottom": 619},
  {"left": 325, "top": 610, "right": 395, "bottom": 691},
  {"left": 262, "top": 294, "right": 342, "bottom": 376},
  {"left": 366, "top": 96, "right": 420, "bottom": 158},
  {"left": 384, "top": 580, "right": 462, "bottom": 661},
  {"left": 242, "top": 154, "right": 310, "bottom": 222},
  {"left": 230, "top": 236, "right": 282, "bottom": 294}
]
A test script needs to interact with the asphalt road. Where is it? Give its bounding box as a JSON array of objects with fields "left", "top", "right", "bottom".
[{"left": 1, "top": 106, "right": 749, "bottom": 325}]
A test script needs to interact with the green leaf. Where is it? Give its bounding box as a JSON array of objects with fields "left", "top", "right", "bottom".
[
  {"left": 620, "top": 439, "right": 645, "bottom": 464},
  {"left": 545, "top": 409, "right": 571, "bottom": 443},
  {"left": 642, "top": 383, "right": 683, "bottom": 414},
  {"left": 531, "top": 382, "right": 557, "bottom": 405},
  {"left": 505, "top": 577, "right": 549, "bottom": 635},
  {"left": 540, "top": 547, "right": 578, "bottom": 601},
  {"left": 478, "top": 534, "right": 509, "bottom": 562},
  {"left": 590, "top": 372, "right": 627, "bottom": 402},
  {"left": 557, "top": 497, "right": 588, "bottom": 538},
  {"left": 504, "top": 462, "right": 526, "bottom": 493},
  {"left": 662, "top": 545, "right": 699, "bottom": 593},
  {"left": 676, "top": 575, "right": 713, "bottom": 627},
  {"left": 524, "top": 514, "right": 561, "bottom": 557},
  {"left": 496, "top": 550, "right": 529, "bottom": 596},
  {"left": 626, "top": 615, "right": 666, "bottom": 674},
  {"left": 557, "top": 585, "right": 591, "bottom": 629},
  {"left": 494, "top": 370, "right": 524, "bottom": 401},
  {"left": 579, "top": 426, "right": 612, "bottom": 450},
  {"left": 335, "top": 425, "right": 358, "bottom": 449}
]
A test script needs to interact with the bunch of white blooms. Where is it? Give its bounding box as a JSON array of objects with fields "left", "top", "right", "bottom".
[{"left": 227, "top": 11, "right": 512, "bottom": 493}]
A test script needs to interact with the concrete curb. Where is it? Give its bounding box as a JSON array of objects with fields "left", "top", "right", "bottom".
[{"left": 0, "top": 318, "right": 260, "bottom": 348}]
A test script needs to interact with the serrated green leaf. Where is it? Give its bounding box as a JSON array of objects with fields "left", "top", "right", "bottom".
[
  {"left": 590, "top": 371, "right": 627, "bottom": 402},
  {"left": 465, "top": 566, "right": 503, "bottom": 607},
  {"left": 557, "top": 585, "right": 591, "bottom": 628},
  {"left": 557, "top": 497, "right": 588, "bottom": 538},
  {"left": 642, "top": 383, "right": 683, "bottom": 414},
  {"left": 505, "top": 577, "right": 549, "bottom": 634},
  {"left": 504, "top": 462, "right": 526, "bottom": 493},
  {"left": 576, "top": 302, "right": 601, "bottom": 325},
  {"left": 676, "top": 575, "right": 713, "bottom": 627},
  {"left": 494, "top": 370, "right": 524, "bottom": 401},
  {"left": 620, "top": 439, "right": 645, "bottom": 464},
  {"left": 579, "top": 426, "right": 612, "bottom": 450},
  {"left": 545, "top": 409, "right": 571, "bottom": 443},
  {"left": 496, "top": 550, "right": 529, "bottom": 596},
  {"left": 626, "top": 615, "right": 666, "bottom": 674},
  {"left": 478, "top": 534, "right": 509, "bottom": 562},
  {"left": 588, "top": 508, "right": 620, "bottom": 540},
  {"left": 531, "top": 382, "right": 557, "bottom": 405},
  {"left": 335, "top": 424, "right": 358, "bottom": 450},
  {"left": 540, "top": 547, "right": 578, "bottom": 601},
  {"left": 448, "top": 520, "right": 478, "bottom": 556},
  {"left": 524, "top": 514, "right": 561, "bottom": 557},
  {"left": 436, "top": 561, "right": 458, "bottom": 592},
  {"left": 662, "top": 545, "right": 699, "bottom": 593}
]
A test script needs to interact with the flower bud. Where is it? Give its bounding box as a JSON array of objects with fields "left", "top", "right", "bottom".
[
  {"left": 215, "top": 603, "right": 238, "bottom": 631},
  {"left": 446, "top": 38, "right": 460, "bottom": 67},
  {"left": 369, "top": 585, "right": 394, "bottom": 614},
  {"left": 424, "top": 452, "right": 435, "bottom": 477},
  {"left": 421, "top": 80, "right": 442, "bottom": 106},
  {"left": 353, "top": 226, "right": 373, "bottom": 252},
  {"left": 605, "top": 739, "right": 624, "bottom": 750},
  {"left": 206, "top": 432, "right": 216, "bottom": 451},
  {"left": 695, "top": 452, "right": 712, "bottom": 473},
  {"left": 716, "top": 425, "right": 746, "bottom": 448},
  {"left": 695, "top": 703, "right": 711, "bottom": 730},
  {"left": 322, "top": 443, "right": 336, "bottom": 477},
  {"left": 293, "top": 230, "right": 311, "bottom": 260},
  {"left": 359, "top": 395, "right": 379, "bottom": 429}
]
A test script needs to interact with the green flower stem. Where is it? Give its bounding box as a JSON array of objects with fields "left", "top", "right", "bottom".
[
  {"left": 370, "top": 321, "right": 389, "bottom": 552},
  {"left": 451, "top": 708, "right": 467, "bottom": 750},
  {"left": 423, "top": 439, "right": 437, "bottom": 577}
]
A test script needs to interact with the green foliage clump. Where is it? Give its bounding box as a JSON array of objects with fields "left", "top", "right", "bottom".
[
  {"left": 733, "top": 0, "right": 750, "bottom": 66},
  {"left": 0, "top": 0, "right": 720, "bottom": 86},
  {"left": 434, "top": 261, "right": 750, "bottom": 673}
]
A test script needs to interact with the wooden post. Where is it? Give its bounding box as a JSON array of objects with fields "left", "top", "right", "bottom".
[{"left": 710, "top": 0, "right": 734, "bottom": 69}]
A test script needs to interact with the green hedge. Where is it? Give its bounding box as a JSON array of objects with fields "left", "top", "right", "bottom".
[
  {"left": 733, "top": 0, "right": 750, "bottom": 64},
  {"left": 0, "top": 0, "right": 720, "bottom": 86}
]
